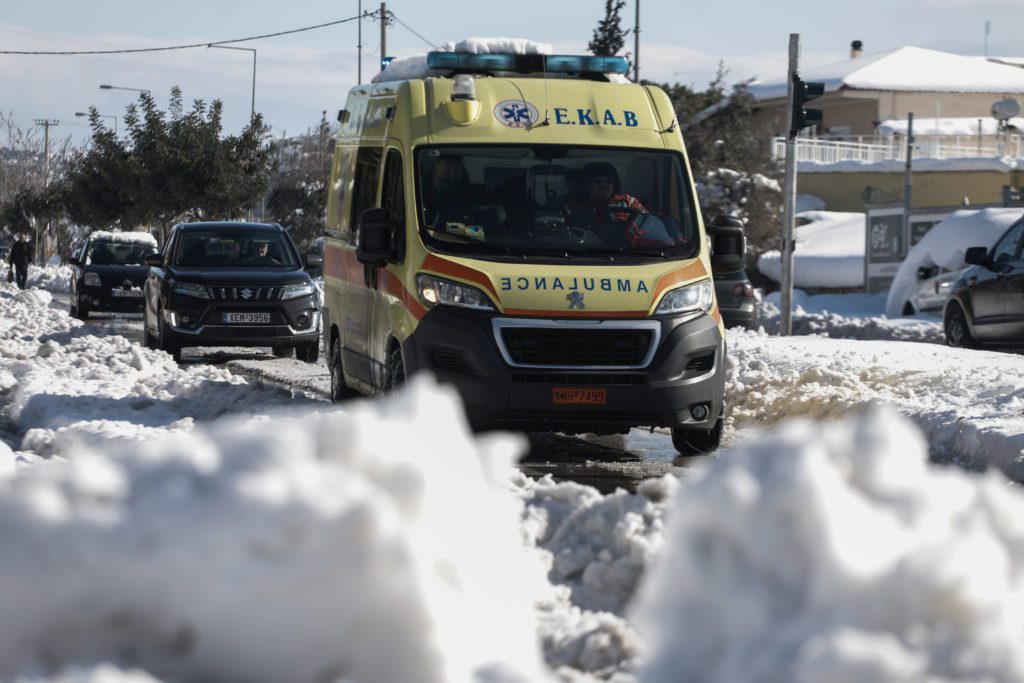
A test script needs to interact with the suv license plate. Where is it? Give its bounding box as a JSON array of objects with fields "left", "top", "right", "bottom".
[
  {"left": 552, "top": 387, "right": 607, "bottom": 405},
  {"left": 224, "top": 312, "right": 271, "bottom": 324}
]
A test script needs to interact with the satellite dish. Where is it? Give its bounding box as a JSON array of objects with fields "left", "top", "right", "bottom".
[{"left": 992, "top": 97, "right": 1021, "bottom": 121}]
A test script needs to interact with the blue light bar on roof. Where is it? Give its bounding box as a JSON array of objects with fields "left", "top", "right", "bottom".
[{"left": 426, "top": 52, "right": 629, "bottom": 76}]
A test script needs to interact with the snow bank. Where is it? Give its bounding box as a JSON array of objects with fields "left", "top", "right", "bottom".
[
  {"left": 884, "top": 208, "right": 1021, "bottom": 317},
  {"left": 26, "top": 264, "right": 73, "bottom": 293},
  {"left": 758, "top": 212, "right": 866, "bottom": 288},
  {"left": 758, "top": 293, "right": 945, "bottom": 344},
  {"left": 0, "top": 377, "right": 548, "bottom": 683},
  {"left": 634, "top": 408, "right": 1024, "bottom": 683}
]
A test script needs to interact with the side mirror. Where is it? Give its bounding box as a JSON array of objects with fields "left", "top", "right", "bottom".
[
  {"left": 144, "top": 253, "right": 163, "bottom": 267},
  {"left": 357, "top": 208, "right": 392, "bottom": 267},
  {"left": 708, "top": 214, "right": 747, "bottom": 274},
  {"left": 305, "top": 253, "right": 324, "bottom": 270},
  {"left": 69, "top": 256, "right": 81, "bottom": 267},
  {"left": 964, "top": 246, "right": 988, "bottom": 267}
]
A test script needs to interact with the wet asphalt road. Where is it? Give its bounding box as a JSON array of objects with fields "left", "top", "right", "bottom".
[{"left": 50, "top": 293, "right": 707, "bottom": 491}]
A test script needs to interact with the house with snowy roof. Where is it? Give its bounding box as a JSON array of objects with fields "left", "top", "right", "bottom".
[{"left": 743, "top": 44, "right": 1024, "bottom": 211}]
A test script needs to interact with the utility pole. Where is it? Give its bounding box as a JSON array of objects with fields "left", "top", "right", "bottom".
[
  {"left": 357, "top": 0, "right": 363, "bottom": 83},
  {"left": 380, "top": 2, "right": 387, "bottom": 71},
  {"left": 634, "top": 0, "right": 640, "bottom": 83},
  {"left": 33, "top": 118, "right": 59, "bottom": 266},
  {"left": 780, "top": 35, "right": 800, "bottom": 337},
  {"left": 903, "top": 112, "right": 914, "bottom": 245}
]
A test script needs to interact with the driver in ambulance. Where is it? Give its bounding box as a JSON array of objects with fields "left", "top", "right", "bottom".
[{"left": 569, "top": 162, "right": 649, "bottom": 245}]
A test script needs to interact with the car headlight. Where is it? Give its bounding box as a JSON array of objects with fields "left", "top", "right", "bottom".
[
  {"left": 173, "top": 282, "right": 211, "bottom": 299},
  {"left": 654, "top": 279, "right": 713, "bottom": 316},
  {"left": 83, "top": 273, "right": 102, "bottom": 287},
  {"left": 416, "top": 273, "right": 495, "bottom": 311},
  {"left": 282, "top": 282, "right": 316, "bottom": 300}
]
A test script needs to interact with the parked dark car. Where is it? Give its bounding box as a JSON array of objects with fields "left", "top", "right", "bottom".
[
  {"left": 143, "top": 222, "right": 322, "bottom": 362},
  {"left": 944, "top": 214, "right": 1024, "bottom": 349},
  {"left": 713, "top": 269, "right": 759, "bottom": 331},
  {"left": 69, "top": 232, "right": 159, "bottom": 319}
]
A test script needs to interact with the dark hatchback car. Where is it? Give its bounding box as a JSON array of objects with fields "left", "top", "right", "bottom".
[
  {"left": 69, "top": 232, "right": 159, "bottom": 319},
  {"left": 143, "top": 222, "right": 322, "bottom": 362},
  {"left": 713, "top": 269, "right": 760, "bottom": 331},
  {"left": 944, "top": 214, "right": 1024, "bottom": 350}
]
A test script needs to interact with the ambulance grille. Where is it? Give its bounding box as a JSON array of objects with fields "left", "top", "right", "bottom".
[{"left": 501, "top": 328, "right": 652, "bottom": 367}]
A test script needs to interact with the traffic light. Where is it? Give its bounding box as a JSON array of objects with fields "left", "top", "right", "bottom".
[{"left": 790, "top": 73, "right": 824, "bottom": 138}]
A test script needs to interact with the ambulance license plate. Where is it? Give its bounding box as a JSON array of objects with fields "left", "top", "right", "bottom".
[
  {"left": 552, "top": 387, "right": 607, "bottom": 405},
  {"left": 224, "top": 312, "right": 270, "bottom": 324}
]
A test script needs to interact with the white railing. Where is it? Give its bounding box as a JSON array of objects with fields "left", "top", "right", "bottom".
[{"left": 771, "top": 135, "right": 1023, "bottom": 164}]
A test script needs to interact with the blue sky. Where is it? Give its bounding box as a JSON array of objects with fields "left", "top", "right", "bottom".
[{"left": 2, "top": 0, "right": 1023, "bottom": 144}]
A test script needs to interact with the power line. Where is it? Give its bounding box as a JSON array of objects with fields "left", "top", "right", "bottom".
[
  {"left": 387, "top": 11, "right": 437, "bottom": 49},
  {"left": 0, "top": 15, "right": 364, "bottom": 55}
]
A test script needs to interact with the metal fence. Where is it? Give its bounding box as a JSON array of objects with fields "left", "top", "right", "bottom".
[{"left": 771, "top": 135, "right": 1023, "bottom": 163}]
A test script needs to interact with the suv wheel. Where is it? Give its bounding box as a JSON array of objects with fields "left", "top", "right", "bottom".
[
  {"left": 945, "top": 305, "right": 978, "bottom": 349},
  {"left": 273, "top": 346, "right": 293, "bottom": 359},
  {"left": 73, "top": 296, "right": 89, "bottom": 320},
  {"left": 671, "top": 417, "right": 723, "bottom": 457},
  {"left": 156, "top": 307, "right": 182, "bottom": 361},
  {"left": 295, "top": 341, "right": 319, "bottom": 364},
  {"left": 143, "top": 307, "right": 159, "bottom": 350},
  {"left": 329, "top": 336, "right": 356, "bottom": 402}
]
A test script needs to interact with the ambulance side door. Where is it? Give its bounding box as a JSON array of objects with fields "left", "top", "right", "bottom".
[
  {"left": 368, "top": 146, "right": 407, "bottom": 385},
  {"left": 341, "top": 146, "right": 383, "bottom": 389}
]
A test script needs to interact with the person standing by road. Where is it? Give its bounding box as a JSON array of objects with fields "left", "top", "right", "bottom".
[{"left": 8, "top": 233, "right": 33, "bottom": 290}]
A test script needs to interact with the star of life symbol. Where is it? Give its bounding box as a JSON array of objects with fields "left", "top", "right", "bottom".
[
  {"left": 566, "top": 291, "right": 585, "bottom": 310},
  {"left": 241, "top": 288, "right": 254, "bottom": 300},
  {"left": 494, "top": 99, "right": 539, "bottom": 128}
]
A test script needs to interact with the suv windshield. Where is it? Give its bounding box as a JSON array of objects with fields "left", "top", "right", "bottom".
[
  {"left": 416, "top": 145, "right": 700, "bottom": 260},
  {"left": 86, "top": 240, "right": 158, "bottom": 266},
  {"left": 173, "top": 231, "right": 299, "bottom": 268}
]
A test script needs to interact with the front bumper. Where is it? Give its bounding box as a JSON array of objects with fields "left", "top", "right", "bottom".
[
  {"left": 404, "top": 307, "right": 725, "bottom": 433},
  {"left": 80, "top": 286, "right": 146, "bottom": 312},
  {"left": 162, "top": 293, "right": 320, "bottom": 347}
]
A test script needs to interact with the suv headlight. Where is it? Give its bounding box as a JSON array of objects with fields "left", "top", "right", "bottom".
[
  {"left": 654, "top": 279, "right": 713, "bottom": 315},
  {"left": 83, "top": 273, "right": 102, "bottom": 287},
  {"left": 417, "top": 274, "right": 495, "bottom": 311},
  {"left": 173, "top": 282, "right": 211, "bottom": 299},
  {"left": 282, "top": 282, "right": 316, "bottom": 300}
]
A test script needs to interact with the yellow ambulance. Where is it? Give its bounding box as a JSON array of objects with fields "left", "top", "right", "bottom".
[{"left": 322, "top": 51, "right": 746, "bottom": 455}]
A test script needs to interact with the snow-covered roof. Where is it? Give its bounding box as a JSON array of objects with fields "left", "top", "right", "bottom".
[
  {"left": 88, "top": 230, "right": 158, "bottom": 247},
  {"left": 747, "top": 47, "right": 1024, "bottom": 102}
]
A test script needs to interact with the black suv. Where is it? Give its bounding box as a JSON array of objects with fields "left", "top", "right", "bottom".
[
  {"left": 69, "top": 232, "right": 159, "bottom": 319},
  {"left": 143, "top": 222, "right": 322, "bottom": 362},
  {"left": 944, "top": 214, "right": 1024, "bottom": 349}
]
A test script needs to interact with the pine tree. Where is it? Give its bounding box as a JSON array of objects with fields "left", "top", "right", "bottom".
[{"left": 588, "top": 0, "right": 630, "bottom": 57}]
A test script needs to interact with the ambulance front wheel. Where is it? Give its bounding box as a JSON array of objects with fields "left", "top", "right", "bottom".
[
  {"left": 329, "top": 336, "right": 357, "bottom": 402},
  {"left": 386, "top": 342, "right": 406, "bottom": 392},
  {"left": 671, "top": 417, "right": 723, "bottom": 457}
]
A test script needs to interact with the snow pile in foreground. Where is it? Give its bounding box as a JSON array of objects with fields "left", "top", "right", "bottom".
[
  {"left": 0, "top": 377, "right": 548, "bottom": 683},
  {"left": 634, "top": 408, "right": 1024, "bottom": 683}
]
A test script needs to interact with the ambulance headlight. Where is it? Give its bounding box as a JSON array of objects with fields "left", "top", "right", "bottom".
[
  {"left": 654, "top": 280, "right": 713, "bottom": 316},
  {"left": 417, "top": 274, "right": 495, "bottom": 311}
]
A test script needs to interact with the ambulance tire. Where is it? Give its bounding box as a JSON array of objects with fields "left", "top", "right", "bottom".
[
  {"left": 329, "top": 336, "right": 356, "bottom": 402},
  {"left": 386, "top": 342, "right": 405, "bottom": 392},
  {"left": 671, "top": 417, "right": 723, "bottom": 457}
]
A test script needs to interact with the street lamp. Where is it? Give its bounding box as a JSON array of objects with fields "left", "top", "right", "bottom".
[
  {"left": 99, "top": 84, "right": 151, "bottom": 95},
  {"left": 207, "top": 44, "right": 256, "bottom": 121},
  {"left": 75, "top": 111, "right": 117, "bottom": 134}
]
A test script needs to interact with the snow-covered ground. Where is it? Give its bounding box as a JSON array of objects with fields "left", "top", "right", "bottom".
[{"left": 5, "top": 270, "right": 1024, "bottom": 682}]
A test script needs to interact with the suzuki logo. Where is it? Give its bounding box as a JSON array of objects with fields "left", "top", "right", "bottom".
[
  {"left": 240, "top": 288, "right": 254, "bottom": 300},
  {"left": 566, "top": 292, "right": 585, "bottom": 310}
]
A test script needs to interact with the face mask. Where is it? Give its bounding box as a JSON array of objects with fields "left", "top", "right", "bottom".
[{"left": 436, "top": 178, "right": 461, "bottom": 195}]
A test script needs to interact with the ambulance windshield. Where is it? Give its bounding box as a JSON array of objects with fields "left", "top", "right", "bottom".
[{"left": 415, "top": 145, "right": 700, "bottom": 260}]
